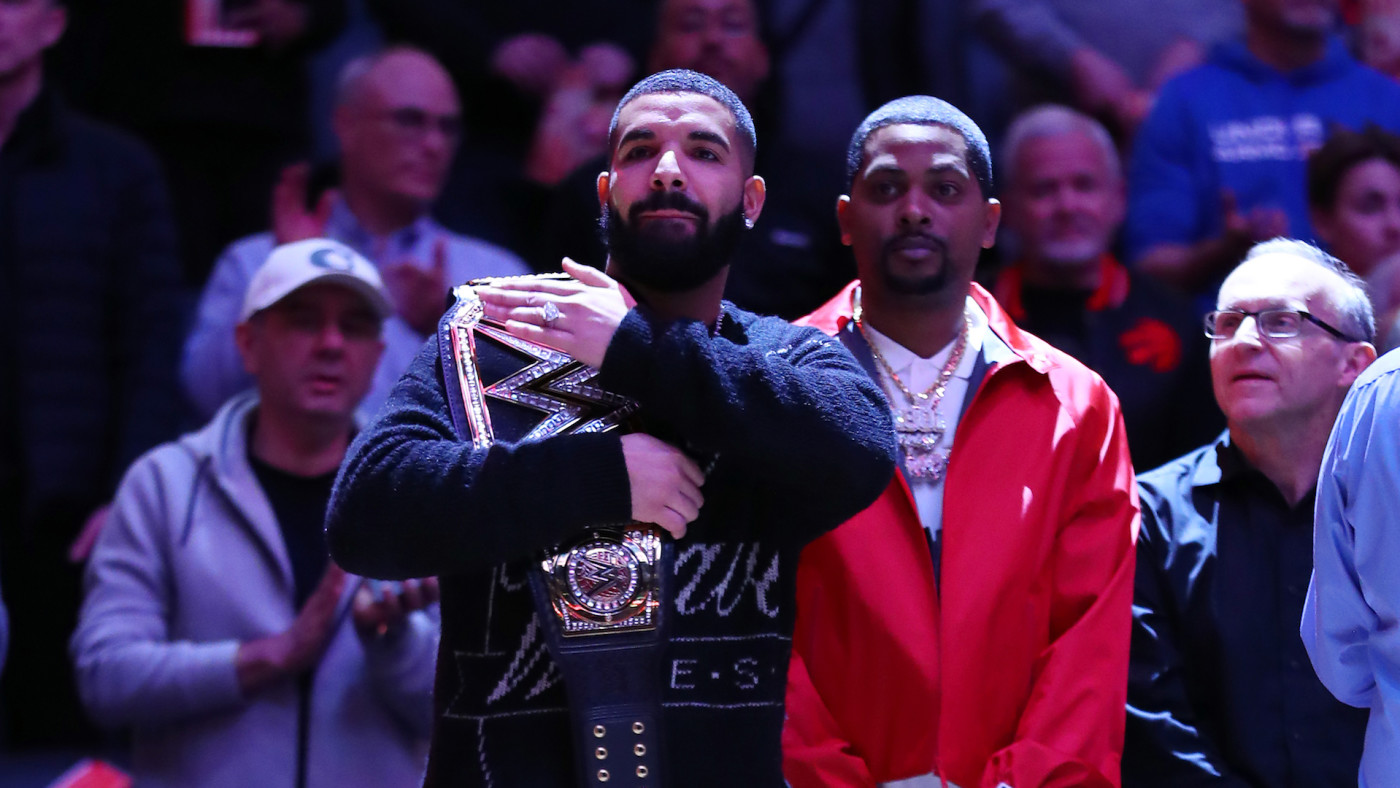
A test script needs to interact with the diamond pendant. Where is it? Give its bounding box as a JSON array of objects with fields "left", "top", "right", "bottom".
[
  {"left": 903, "top": 447, "right": 950, "bottom": 482},
  {"left": 895, "top": 405, "right": 949, "bottom": 482}
]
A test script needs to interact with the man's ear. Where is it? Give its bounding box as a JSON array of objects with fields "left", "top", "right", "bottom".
[
  {"left": 596, "top": 171, "right": 612, "bottom": 210},
  {"left": 742, "top": 175, "right": 766, "bottom": 226},
  {"left": 1340, "top": 341, "right": 1379, "bottom": 388},
  {"left": 836, "top": 195, "right": 853, "bottom": 246},
  {"left": 41, "top": 4, "right": 67, "bottom": 51},
  {"left": 982, "top": 199, "right": 1002, "bottom": 249}
]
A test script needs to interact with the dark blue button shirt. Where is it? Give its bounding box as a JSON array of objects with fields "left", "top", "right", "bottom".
[{"left": 1125, "top": 432, "right": 1367, "bottom": 786}]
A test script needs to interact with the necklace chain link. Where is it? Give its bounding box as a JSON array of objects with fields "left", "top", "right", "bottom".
[{"left": 854, "top": 289, "right": 971, "bottom": 482}]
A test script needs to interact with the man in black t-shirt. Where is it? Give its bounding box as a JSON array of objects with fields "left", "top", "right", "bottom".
[{"left": 72, "top": 239, "right": 441, "bottom": 788}]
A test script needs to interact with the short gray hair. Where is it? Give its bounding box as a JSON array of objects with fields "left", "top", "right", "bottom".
[
  {"left": 1000, "top": 104, "right": 1121, "bottom": 189},
  {"left": 334, "top": 45, "right": 443, "bottom": 109},
  {"left": 1242, "top": 238, "right": 1376, "bottom": 342}
]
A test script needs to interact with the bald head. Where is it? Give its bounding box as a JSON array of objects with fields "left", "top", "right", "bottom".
[
  {"left": 336, "top": 47, "right": 458, "bottom": 112},
  {"left": 333, "top": 47, "right": 462, "bottom": 213},
  {"left": 1235, "top": 239, "right": 1375, "bottom": 341}
]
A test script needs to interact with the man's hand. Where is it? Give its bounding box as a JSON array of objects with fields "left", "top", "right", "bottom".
[
  {"left": 68, "top": 504, "right": 110, "bottom": 564},
  {"left": 1148, "top": 37, "right": 1206, "bottom": 91},
  {"left": 1137, "top": 191, "right": 1292, "bottom": 292},
  {"left": 491, "top": 33, "right": 571, "bottom": 97},
  {"left": 621, "top": 434, "right": 705, "bottom": 539},
  {"left": 475, "top": 259, "right": 633, "bottom": 368},
  {"left": 1070, "top": 48, "right": 1136, "bottom": 117},
  {"left": 351, "top": 577, "right": 441, "bottom": 643},
  {"left": 577, "top": 42, "right": 634, "bottom": 91},
  {"left": 226, "top": 0, "right": 310, "bottom": 51},
  {"left": 235, "top": 564, "right": 347, "bottom": 695},
  {"left": 525, "top": 64, "right": 615, "bottom": 186},
  {"left": 1221, "top": 189, "right": 1289, "bottom": 249},
  {"left": 272, "top": 162, "right": 337, "bottom": 245},
  {"left": 382, "top": 238, "right": 450, "bottom": 336},
  {"left": 1109, "top": 89, "right": 1153, "bottom": 137}
]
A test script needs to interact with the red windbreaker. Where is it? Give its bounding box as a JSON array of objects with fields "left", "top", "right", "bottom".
[{"left": 784, "top": 282, "right": 1140, "bottom": 788}]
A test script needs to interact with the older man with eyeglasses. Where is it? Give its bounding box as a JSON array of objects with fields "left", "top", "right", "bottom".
[
  {"left": 181, "top": 46, "right": 530, "bottom": 422},
  {"left": 1124, "top": 238, "right": 1377, "bottom": 787}
]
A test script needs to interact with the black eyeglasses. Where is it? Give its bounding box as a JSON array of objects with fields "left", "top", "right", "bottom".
[
  {"left": 376, "top": 107, "right": 462, "bottom": 141},
  {"left": 1204, "top": 309, "right": 1362, "bottom": 342}
]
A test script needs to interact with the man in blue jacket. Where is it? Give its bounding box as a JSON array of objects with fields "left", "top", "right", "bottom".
[{"left": 1125, "top": 0, "right": 1400, "bottom": 297}]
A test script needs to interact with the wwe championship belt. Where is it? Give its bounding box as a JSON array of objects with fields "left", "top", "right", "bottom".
[{"left": 438, "top": 276, "right": 668, "bottom": 788}]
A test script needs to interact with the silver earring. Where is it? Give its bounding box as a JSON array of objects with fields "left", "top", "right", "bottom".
[{"left": 743, "top": 215, "right": 755, "bottom": 229}]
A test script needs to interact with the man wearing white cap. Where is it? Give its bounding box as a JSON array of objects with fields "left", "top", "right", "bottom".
[{"left": 71, "top": 239, "right": 440, "bottom": 788}]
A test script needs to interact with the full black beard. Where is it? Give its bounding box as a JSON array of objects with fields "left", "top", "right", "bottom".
[{"left": 601, "top": 191, "right": 746, "bottom": 293}]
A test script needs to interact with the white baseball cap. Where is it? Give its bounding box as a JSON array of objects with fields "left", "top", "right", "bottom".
[{"left": 240, "top": 238, "right": 394, "bottom": 322}]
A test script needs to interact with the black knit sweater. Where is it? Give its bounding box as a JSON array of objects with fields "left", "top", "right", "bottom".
[{"left": 327, "top": 302, "right": 896, "bottom": 787}]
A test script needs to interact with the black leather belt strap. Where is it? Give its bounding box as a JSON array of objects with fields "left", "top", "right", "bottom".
[{"left": 529, "top": 553, "right": 671, "bottom": 788}]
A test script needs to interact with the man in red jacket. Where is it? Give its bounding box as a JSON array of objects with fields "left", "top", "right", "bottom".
[{"left": 783, "top": 95, "right": 1140, "bottom": 788}]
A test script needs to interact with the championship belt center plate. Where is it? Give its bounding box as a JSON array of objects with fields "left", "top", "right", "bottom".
[{"left": 444, "top": 277, "right": 663, "bottom": 637}]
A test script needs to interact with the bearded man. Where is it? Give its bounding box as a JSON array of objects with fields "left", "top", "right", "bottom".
[{"left": 324, "top": 69, "right": 896, "bottom": 788}]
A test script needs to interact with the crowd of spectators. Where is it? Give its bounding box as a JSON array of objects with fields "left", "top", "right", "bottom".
[{"left": 6, "top": 0, "right": 1400, "bottom": 785}]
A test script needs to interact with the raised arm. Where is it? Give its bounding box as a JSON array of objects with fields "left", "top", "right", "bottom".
[
  {"left": 598, "top": 309, "right": 894, "bottom": 511},
  {"left": 325, "top": 339, "right": 636, "bottom": 580}
]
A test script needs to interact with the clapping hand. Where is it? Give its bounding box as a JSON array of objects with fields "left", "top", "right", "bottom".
[
  {"left": 382, "top": 238, "right": 450, "bottom": 336},
  {"left": 272, "top": 162, "right": 337, "bottom": 245},
  {"left": 352, "top": 577, "right": 441, "bottom": 642},
  {"left": 235, "top": 564, "right": 347, "bottom": 694}
]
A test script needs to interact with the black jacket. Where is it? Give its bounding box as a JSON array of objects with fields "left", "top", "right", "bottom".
[{"left": 0, "top": 89, "right": 186, "bottom": 532}]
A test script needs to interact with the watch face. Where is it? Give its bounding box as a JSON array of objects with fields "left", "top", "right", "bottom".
[{"left": 566, "top": 541, "right": 642, "bottom": 616}]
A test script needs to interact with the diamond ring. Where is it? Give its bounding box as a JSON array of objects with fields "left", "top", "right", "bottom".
[{"left": 541, "top": 301, "right": 561, "bottom": 325}]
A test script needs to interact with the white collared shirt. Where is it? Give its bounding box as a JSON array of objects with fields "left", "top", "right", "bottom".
[{"left": 862, "top": 296, "right": 988, "bottom": 540}]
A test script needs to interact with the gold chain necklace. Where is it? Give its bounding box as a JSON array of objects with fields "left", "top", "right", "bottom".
[{"left": 854, "top": 288, "right": 970, "bottom": 482}]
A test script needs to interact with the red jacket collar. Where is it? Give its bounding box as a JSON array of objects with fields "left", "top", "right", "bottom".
[
  {"left": 801, "top": 280, "right": 1054, "bottom": 375},
  {"left": 990, "top": 254, "right": 1131, "bottom": 323}
]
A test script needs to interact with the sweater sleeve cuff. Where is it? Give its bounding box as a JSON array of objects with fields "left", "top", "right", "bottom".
[
  {"left": 522, "top": 431, "right": 634, "bottom": 527},
  {"left": 188, "top": 639, "right": 244, "bottom": 707}
]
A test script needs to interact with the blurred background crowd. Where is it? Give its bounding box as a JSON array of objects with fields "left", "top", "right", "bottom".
[{"left": 5, "top": 0, "right": 1400, "bottom": 784}]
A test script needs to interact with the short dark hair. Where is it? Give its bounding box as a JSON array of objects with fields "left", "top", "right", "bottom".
[
  {"left": 845, "top": 95, "right": 993, "bottom": 197},
  {"left": 1242, "top": 238, "right": 1377, "bottom": 342},
  {"left": 1307, "top": 124, "right": 1400, "bottom": 211},
  {"left": 608, "top": 69, "right": 757, "bottom": 171}
]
